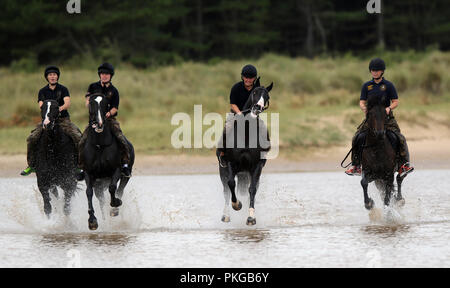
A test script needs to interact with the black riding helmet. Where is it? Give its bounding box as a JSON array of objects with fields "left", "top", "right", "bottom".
[
  {"left": 44, "top": 65, "right": 60, "bottom": 81},
  {"left": 369, "top": 58, "right": 386, "bottom": 71},
  {"left": 241, "top": 64, "right": 257, "bottom": 78},
  {"left": 98, "top": 62, "right": 115, "bottom": 78}
]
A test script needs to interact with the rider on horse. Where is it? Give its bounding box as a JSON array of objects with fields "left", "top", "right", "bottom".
[
  {"left": 345, "top": 58, "right": 414, "bottom": 177},
  {"left": 78, "top": 63, "right": 131, "bottom": 177},
  {"left": 216, "top": 64, "right": 258, "bottom": 168},
  {"left": 21, "top": 66, "right": 82, "bottom": 176}
]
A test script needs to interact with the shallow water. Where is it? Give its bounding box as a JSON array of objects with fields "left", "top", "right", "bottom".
[{"left": 0, "top": 170, "right": 448, "bottom": 267}]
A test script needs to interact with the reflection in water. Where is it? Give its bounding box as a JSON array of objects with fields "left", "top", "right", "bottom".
[
  {"left": 223, "top": 229, "right": 270, "bottom": 243},
  {"left": 362, "top": 224, "right": 411, "bottom": 237},
  {"left": 39, "top": 233, "right": 134, "bottom": 247}
]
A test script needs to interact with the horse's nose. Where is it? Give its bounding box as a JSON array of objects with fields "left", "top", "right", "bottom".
[{"left": 253, "top": 104, "right": 262, "bottom": 113}]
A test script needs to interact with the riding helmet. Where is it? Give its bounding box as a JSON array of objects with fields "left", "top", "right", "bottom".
[
  {"left": 369, "top": 58, "right": 386, "bottom": 71},
  {"left": 98, "top": 62, "right": 115, "bottom": 78},
  {"left": 241, "top": 64, "right": 257, "bottom": 78},
  {"left": 44, "top": 65, "right": 60, "bottom": 80}
]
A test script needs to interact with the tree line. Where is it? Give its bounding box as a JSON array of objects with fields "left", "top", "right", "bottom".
[{"left": 1, "top": 0, "right": 449, "bottom": 68}]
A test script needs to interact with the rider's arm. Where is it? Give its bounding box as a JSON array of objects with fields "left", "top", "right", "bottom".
[
  {"left": 387, "top": 83, "right": 399, "bottom": 113},
  {"left": 85, "top": 84, "right": 94, "bottom": 107},
  {"left": 359, "top": 83, "right": 368, "bottom": 114},
  {"left": 59, "top": 96, "right": 70, "bottom": 112},
  {"left": 388, "top": 99, "right": 399, "bottom": 113},
  {"left": 360, "top": 100, "right": 367, "bottom": 114},
  {"left": 107, "top": 107, "right": 118, "bottom": 118},
  {"left": 38, "top": 89, "right": 44, "bottom": 108},
  {"left": 230, "top": 104, "right": 242, "bottom": 115},
  {"left": 106, "top": 89, "right": 120, "bottom": 118}
]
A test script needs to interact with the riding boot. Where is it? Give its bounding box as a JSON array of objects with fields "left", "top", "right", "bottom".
[
  {"left": 78, "top": 126, "right": 89, "bottom": 169},
  {"left": 397, "top": 134, "right": 414, "bottom": 176},
  {"left": 351, "top": 131, "right": 367, "bottom": 167},
  {"left": 21, "top": 124, "right": 42, "bottom": 175},
  {"left": 397, "top": 133, "right": 410, "bottom": 164},
  {"left": 109, "top": 118, "right": 131, "bottom": 177},
  {"left": 76, "top": 126, "right": 89, "bottom": 181},
  {"left": 59, "top": 117, "right": 83, "bottom": 177}
]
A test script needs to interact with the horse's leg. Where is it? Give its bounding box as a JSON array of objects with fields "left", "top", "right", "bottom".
[
  {"left": 395, "top": 174, "right": 405, "bottom": 207},
  {"left": 107, "top": 176, "right": 127, "bottom": 217},
  {"left": 384, "top": 176, "right": 395, "bottom": 207},
  {"left": 94, "top": 182, "right": 106, "bottom": 220},
  {"left": 227, "top": 165, "right": 241, "bottom": 211},
  {"left": 246, "top": 161, "right": 264, "bottom": 226},
  {"left": 109, "top": 168, "right": 123, "bottom": 208},
  {"left": 85, "top": 174, "right": 98, "bottom": 230},
  {"left": 361, "top": 173, "right": 374, "bottom": 210},
  {"left": 220, "top": 167, "right": 231, "bottom": 222},
  {"left": 37, "top": 177, "right": 52, "bottom": 218},
  {"left": 50, "top": 186, "right": 59, "bottom": 199},
  {"left": 116, "top": 176, "right": 130, "bottom": 200},
  {"left": 61, "top": 180, "right": 76, "bottom": 216}
]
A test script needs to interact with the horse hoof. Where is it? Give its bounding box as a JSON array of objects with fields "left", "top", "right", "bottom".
[
  {"left": 88, "top": 219, "right": 98, "bottom": 230},
  {"left": 396, "top": 197, "right": 405, "bottom": 207},
  {"left": 232, "top": 201, "right": 242, "bottom": 211},
  {"left": 221, "top": 215, "right": 230, "bottom": 223},
  {"left": 246, "top": 217, "right": 256, "bottom": 226},
  {"left": 365, "top": 199, "right": 375, "bottom": 210},
  {"left": 110, "top": 207, "right": 119, "bottom": 217},
  {"left": 111, "top": 198, "right": 122, "bottom": 208}
]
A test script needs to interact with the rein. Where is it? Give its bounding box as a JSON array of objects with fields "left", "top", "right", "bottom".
[{"left": 240, "top": 102, "right": 270, "bottom": 115}]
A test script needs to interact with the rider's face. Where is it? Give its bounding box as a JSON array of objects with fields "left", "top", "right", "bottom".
[
  {"left": 47, "top": 73, "right": 58, "bottom": 85},
  {"left": 371, "top": 70, "right": 383, "bottom": 79},
  {"left": 100, "top": 73, "right": 111, "bottom": 83},
  {"left": 242, "top": 76, "right": 256, "bottom": 88}
]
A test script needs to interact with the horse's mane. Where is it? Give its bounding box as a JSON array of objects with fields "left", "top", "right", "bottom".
[{"left": 367, "top": 93, "right": 385, "bottom": 111}]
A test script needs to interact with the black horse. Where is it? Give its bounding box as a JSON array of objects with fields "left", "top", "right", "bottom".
[
  {"left": 34, "top": 100, "right": 78, "bottom": 217},
  {"left": 219, "top": 82, "right": 273, "bottom": 225},
  {"left": 82, "top": 93, "right": 135, "bottom": 230},
  {"left": 360, "top": 93, "right": 405, "bottom": 210}
]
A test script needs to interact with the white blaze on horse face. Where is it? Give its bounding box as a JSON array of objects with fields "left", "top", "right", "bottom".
[
  {"left": 43, "top": 102, "right": 51, "bottom": 127},
  {"left": 256, "top": 95, "right": 265, "bottom": 108},
  {"left": 95, "top": 96, "right": 103, "bottom": 126},
  {"left": 251, "top": 95, "right": 265, "bottom": 118}
]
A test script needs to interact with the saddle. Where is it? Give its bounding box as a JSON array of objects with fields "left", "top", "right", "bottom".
[{"left": 354, "top": 129, "right": 401, "bottom": 167}]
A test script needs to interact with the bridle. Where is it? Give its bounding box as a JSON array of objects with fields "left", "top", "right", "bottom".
[{"left": 240, "top": 87, "right": 270, "bottom": 115}]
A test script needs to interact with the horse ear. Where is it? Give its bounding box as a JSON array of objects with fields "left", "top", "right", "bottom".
[
  {"left": 254, "top": 77, "right": 261, "bottom": 87},
  {"left": 266, "top": 82, "right": 273, "bottom": 92}
]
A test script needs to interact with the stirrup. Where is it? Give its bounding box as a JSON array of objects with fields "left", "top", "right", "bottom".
[{"left": 20, "top": 166, "right": 35, "bottom": 176}]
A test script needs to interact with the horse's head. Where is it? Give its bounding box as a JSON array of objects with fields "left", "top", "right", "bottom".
[
  {"left": 244, "top": 82, "right": 273, "bottom": 118},
  {"left": 89, "top": 93, "right": 108, "bottom": 133},
  {"left": 41, "top": 100, "right": 59, "bottom": 130},
  {"left": 366, "top": 93, "right": 387, "bottom": 140}
]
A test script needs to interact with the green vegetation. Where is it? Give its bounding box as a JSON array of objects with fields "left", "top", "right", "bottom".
[
  {"left": 1, "top": 51, "right": 449, "bottom": 156},
  {"left": 1, "top": 1, "right": 449, "bottom": 68}
]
